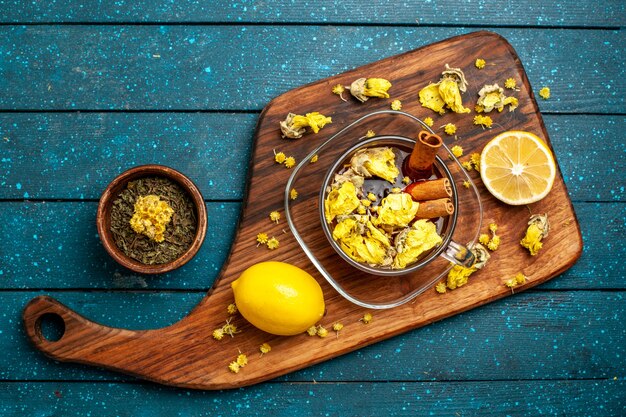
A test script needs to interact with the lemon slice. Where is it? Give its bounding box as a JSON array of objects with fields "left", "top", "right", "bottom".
[{"left": 480, "top": 131, "right": 556, "bottom": 205}]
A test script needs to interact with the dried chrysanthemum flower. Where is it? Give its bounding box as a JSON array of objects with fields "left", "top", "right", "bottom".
[
  {"left": 419, "top": 65, "right": 470, "bottom": 114},
  {"left": 360, "top": 313, "right": 373, "bottom": 324},
  {"left": 348, "top": 78, "right": 392, "bottom": 102},
  {"left": 222, "top": 319, "right": 240, "bottom": 337},
  {"left": 228, "top": 361, "right": 240, "bottom": 374},
  {"left": 470, "top": 153, "right": 481, "bottom": 171},
  {"left": 310, "top": 154, "right": 319, "bottom": 163},
  {"left": 505, "top": 272, "right": 527, "bottom": 289},
  {"left": 391, "top": 99, "right": 402, "bottom": 110},
  {"left": 473, "top": 115, "right": 493, "bottom": 129},
  {"left": 332, "top": 84, "right": 347, "bottom": 101},
  {"left": 269, "top": 211, "right": 281, "bottom": 223},
  {"left": 236, "top": 353, "right": 248, "bottom": 367},
  {"left": 435, "top": 281, "right": 447, "bottom": 293},
  {"left": 290, "top": 188, "right": 298, "bottom": 200},
  {"left": 503, "top": 96, "right": 518, "bottom": 112},
  {"left": 520, "top": 214, "right": 550, "bottom": 256},
  {"left": 438, "top": 77, "right": 471, "bottom": 113},
  {"left": 332, "top": 322, "right": 344, "bottom": 332},
  {"left": 447, "top": 265, "right": 476, "bottom": 290},
  {"left": 260, "top": 343, "right": 272, "bottom": 355},
  {"left": 366, "top": 130, "right": 376, "bottom": 138},
  {"left": 391, "top": 187, "right": 402, "bottom": 193},
  {"left": 402, "top": 176, "right": 411, "bottom": 185},
  {"left": 462, "top": 180, "right": 470, "bottom": 189},
  {"left": 539, "top": 87, "right": 550, "bottom": 100},
  {"left": 367, "top": 192, "right": 377, "bottom": 202},
  {"left": 487, "top": 235, "right": 501, "bottom": 251},
  {"left": 212, "top": 328, "right": 225, "bottom": 341},
  {"left": 461, "top": 161, "right": 473, "bottom": 171},
  {"left": 474, "top": 104, "right": 484, "bottom": 113},
  {"left": 444, "top": 123, "right": 457, "bottom": 135},
  {"left": 451, "top": 145, "right": 463, "bottom": 157},
  {"left": 306, "top": 326, "right": 317, "bottom": 336},
  {"left": 489, "top": 223, "right": 498, "bottom": 233},
  {"left": 475, "top": 58, "right": 486, "bottom": 69},
  {"left": 256, "top": 232, "right": 269, "bottom": 245},
  {"left": 267, "top": 237, "right": 279, "bottom": 250},
  {"left": 479, "top": 233, "right": 490, "bottom": 245},
  {"left": 477, "top": 84, "right": 506, "bottom": 112},
  {"left": 357, "top": 205, "right": 367, "bottom": 215},
  {"left": 504, "top": 78, "right": 517, "bottom": 89},
  {"left": 280, "top": 112, "right": 332, "bottom": 139},
  {"left": 316, "top": 325, "right": 329, "bottom": 338},
  {"left": 423, "top": 117, "right": 434, "bottom": 127},
  {"left": 361, "top": 199, "right": 372, "bottom": 207},
  {"left": 284, "top": 156, "right": 296, "bottom": 169},
  {"left": 227, "top": 303, "right": 238, "bottom": 315},
  {"left": 274, "top": 150, "right": 286, "bottom": 164}
]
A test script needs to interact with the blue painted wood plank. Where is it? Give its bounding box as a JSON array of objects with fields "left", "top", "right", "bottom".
[
  {"left": 0, "top": 27, "right": 622, "bottom": 112},
  {"left": 1, "top": 380, "right": 624, "bottom": 416},
  {"left": 1, "top": 291, "right": 624, "bottom": 381},
  {"left": 0, "top": 114, "right": 623, "bottom": 202},
  {"left": 0, "top": 0, "right": 623, "bottom": 26},
  {"left": 0, "top": 202, "right": 622, "bottom": 290}
]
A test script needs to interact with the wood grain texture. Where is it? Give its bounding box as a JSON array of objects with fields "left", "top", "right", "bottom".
[
  {"left": 0, "top": 26, "right": 623, "bottom": 112},
  {"left": 0, "top": 0, "right": 623, "bottom": 26},
  {"left": 1, "top": 114, "right": 624, "bottom": 201},
  {"left": 1, "top": 381, "right": 625, "bottom": 417},
  {"left": 7, "top": 291, "right": 626, "bottom": 381},
  {"left": 22, "top": 32, "right": 583, "bottom": 389}
]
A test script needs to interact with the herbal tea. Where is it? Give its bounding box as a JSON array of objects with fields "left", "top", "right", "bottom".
[{"left": 110, "top": 176, "right": 197, "bottom": 265}]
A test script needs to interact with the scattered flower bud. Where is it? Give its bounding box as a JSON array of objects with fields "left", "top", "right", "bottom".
[
  {"left": 290, "top": 188, "right": 298, "bottom": 200},
  {"left": 391, "top": 99, "right": 402, "bottom": 110},
  {"left": 260, "top": 343, "right": 272, "bottom": 355},
  {"left": 228, "top": 361, "right": 240, "bottom": 374},
  {"left": 505, "top": 272, "right": 527, "bottom": 289},
  {"left": 310, "top": 154, "right": 319, "bottom": 163},
  {"left": 316, "top": 325, "right": 329, "bottom": 338},
  {"left": 444, "top": 123, "right": 457, "bottom": 135},
  {"left": 360, "top": 313, "right": 373, "bottom": 324},
  {"left": 267, "top": 237, "right": 279, "bottom": 250},
  {"left": 366, "top": 130, "right": 376, "bottom": 138},
  {"left": 348, "top": 78, "right": 392, "bottom": 102},
  {"left": 462, "top": 180, "right": 471, "bottom": 189},
  {"left": 306, "top": 326, "right": 317, "bottom": 336},
  {"left": 332, "top": 84, "right": 347, "bottom": 101},
  {"left": 402, "top": 176, "right": 411, "bottom": 184},
  {"left": 520, "top": 214, "right": 550, "bottom": 256},
  {"left": 473, "top": 115, "right": 493, "bottom": 128},
  {"left": 475, "top": 58, "right": 486, "bottom": 69},
  {"left": 451, "top": 145, "right": 463, "bottom": 157},
  {"left": 280, "top": 112, "right": 332, "bottom": 139},
  {"left": 236, "top": 353, "right": 248, "bottom": 367},
  {"left": 332, "top": 322, "right": 344, "bottom": 332},
  {"left": 284, "top": 156, "right": 296, "bottom": 169},
  {"left": 269, "top": 211, "right": 281, "bottom": 223},
  {"left": 256, "top": 233, "right": 269, "bottom": 245},
  {"left": 435, "top": 282, "right": 447, "bottom": 293},
  {"left": 212, "top": 328, "right": 225, "bottom": 341},
  {"left": 504, "top": 78, "right": 517, "bottom": 89},
  {"left": 539, "top": 87, "right": 551, "bottom": 100},
  {"left": 227, "top": 303, "right": 238, "bottom": 315},
  {"left": 274, "top": 150, "right": 286, "bottom": 164},
  {"left": 423, "top": 117, "right": 434, "bottom": 127}
]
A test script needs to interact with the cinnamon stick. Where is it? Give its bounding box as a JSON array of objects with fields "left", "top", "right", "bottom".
[
  {"left": 415, "top": 198, "right": 454, "bottom": 219},
  {"left": 404, "top": 130, "right": 443, "bottom": 180},
  {"left": 404, "top": 178, "right": 452, "bottom": 201}
]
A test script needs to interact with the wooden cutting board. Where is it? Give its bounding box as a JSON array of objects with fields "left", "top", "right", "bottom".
[{"left": 23, "top": 31, "right": 582, "bottom": 390}]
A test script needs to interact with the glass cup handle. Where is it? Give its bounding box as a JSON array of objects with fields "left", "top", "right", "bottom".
[{"left": 441, "top": 241, "right": 475, "bottom": 267}]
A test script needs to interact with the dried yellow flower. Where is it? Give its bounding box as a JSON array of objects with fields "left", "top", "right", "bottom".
[
  {"left": 391, "top": 99, "right": 402, "bottom": 110},
  {"left": 212, "top": 328, "right": 225, "bottom": 341},
  {"left": 366, "top": 130, "right": 376, "bottom": 138},
  {"left": 256, "top": 233, "right": 268, "bottom": 245},
  {"left": 306, "top": 326, "right": 317, "bottom": 336},
  {"left": 504, "top": 78, "right": 517, "bottom": 89},
  {"left": 473, "top": 115, "right": 493, "bottom": 129},
  {"left": 260, "top": 343, "right": 272, "bottom": 355},
  {"left": 357, "top": 205, "right": 367, "bottom": 215},
  {"left": 361, "top": 199, "right": 372, "bottom": 207},
  {"left": 228, "top": 361, "right": 240, "bottom": 374},
  {"left": 474, "top": 104, "right": 484, "bottom": 113},
  {"left": 284, "top": 156, "right": 296, "bottom": 169},
  {"left": 521, "top": 214, "right": 550, "bottom": 256},
  {"left": 236, "top": 353, "right": 248, "bottom": 367},
  {"left": 367, "top": 192, "right": 377, "bottom": 202},
  {"left": 316, "top": 325, "right": 329, "bottom": 338},
  {"left": 461, "top": 161, "right": 473, "bottom": 171},
  {"left": 444, "top": 123, "right": 457, "bottom": 135},
  {"left": 447, "top": 265, "right": 476, "bottom": 290},
  {"left": 462, "top": 180, "right": 471, "bottom": 189},
  {"left": 310, "top": 154, "right": 319, "bottom": 163},
  {"left": 419, "top": 83, "right": 446, "bottom": 115},
  {"left": 451, "top": 145, "right": 463, "bottom": 157},
  {"left": 332, "top": 322, "right": 344, "bottom": 332},
  {"left": 274, "top": 150, "right": 286, "bottom": 164},
  {"left": 435, "top": 281, "right": 447, "bottom": 293},
  {"left": 402, "top": 176, "right": 411, "bottom": 185},
  {"left": 348, "top": 78, "right": 393, "bottom": 102},
  {"left": 479, "top": 234, "right": 490, "bottom": 245},
  {"left": 390, "top": 187, "right": 402, "bottom": 193},
  {"left": 222, "top": 319, "right": 240, "bottom": 337},
  {"left": 423, "top": 117, "right": 434, "bottom": 127},
  {"left": 487, "top": 235, "right": 501, "bottom": 251},
  {"left": 470, "top": 153, "right": 481, "bottom": 171},
  {"left": 539, "top": 87, "right": 551, "bottom": 100},
  {"left": 439, "top": 77, "right": 471, "bottom": 114},
  {"left": 503, "top": 96, "right": 519, "bottom": 112},
  {"left": 332, "top": 84, "right": 347, "bottom": 101},
  {"left": 360, "top": 313, "right": 373, "bottom": 324},
  {"left": 477, "top": 84, "right": 506, "bottom": 112},
  {"left": 489, "top": 223, "right": 498, "bottom": 233},
  {"left": 475, "top": 58, "right": 486, "bottom": 69},
  {"left": 505, "top": 272, "right": 527, "bottom": 288},
  {"left": 267, "top": 237, "right": 279, "bottom": 250},
  {"left": 269, "top": 211, "right": 280, "bottom": 223},
  {"left": 290, "top": 188, "right": 298, "bottom": 200},
  {"left": 280, "top": 112, "right": 332, "bottom": 139},
  {"left": 129, "top": 195, "right": 174, "bottom": 243},
  {"left": 227, "top": 303, "right": 238, "bottom": 315}
]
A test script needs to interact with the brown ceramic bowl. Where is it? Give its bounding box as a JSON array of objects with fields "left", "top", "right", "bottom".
[{"left": 96, "top": 165, "right": 208, "bottom": 274}]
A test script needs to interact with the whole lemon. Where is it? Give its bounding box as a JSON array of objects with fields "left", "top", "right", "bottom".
[{"left": 231, "top": 261, "right": 325, "bottom": 336}]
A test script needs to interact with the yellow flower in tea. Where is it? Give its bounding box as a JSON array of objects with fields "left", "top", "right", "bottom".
[
  {"left": 365, "top": 130, "right": 376, "bottom": 138},
  {"left": 444, "top": 123, "right": 457, "bottom": 135},
  {"left": 392, "top": 219, "right": 443, "bottom": 269},
  {"left": 267, "top": 237, "right": 279, "bottom": 250},
  {"left": 539, "top": 87, "right": 551, "bottom": 99},
  {"left": 280, "top": 112, "right": 332, "bottom": 139},
  {"left": 520, "top": 214, "right": 550, "bottom": 256},
  {"left": 374, "top": 193, "right": 420, "bottom": 229},
  {"left": 332, "top": 83, "right": 347, "bottom": 101},
  {"left": 423, "top": 117, "right": 434, "bottom": 127},
  {"left": 451, "top": 145, "right": 463, "bottom": 157},
  {"left": 504, "top": 78, "right": 517, "bottom": 89},
  {"left": 269, "top": 211, "right": 280, "bottom": 223},
  {"left": 419, "top": 83, "right": 446, "bottom": 115},
  {"left": 367, "top": 192, "right": 377, "bottom": 202},
  {"left": 350, "top": 146, "right": 399, "bottom": 183},
  {"left": 324, "top": 181, "right": 361, "bottom": 223},
  {"left": 475, "top": 58, "right": 486, "bottom": 69},
  {"left": 284, "top": 156, "right": 296, "bottom": 169},
  {"left": 402, "top": 176, "right": 411, "bottom": 185},
  {"left": 391, "top": 99, "right": 402, "bottom": 110},
  {"left": 129, "top": 195, "right": 174, "bottom": 243},
  {"left": 473, "top": 115, "right": 493, "bottom": 128},
  {"left": 332, "top": 219, "right": 392, "bottom": 266},
  {"left": 348, "top": 78, "right": 392, "bottom": 102},
  {"left": 274, "top": 150, "right": 286, "bottom": 164}
]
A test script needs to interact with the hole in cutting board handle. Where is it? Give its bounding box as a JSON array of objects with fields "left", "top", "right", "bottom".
[{"left": 36, "top": 313, "right": 66, "bottom": 342}]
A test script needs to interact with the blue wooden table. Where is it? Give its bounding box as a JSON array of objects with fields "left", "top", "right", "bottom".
[{"left": 1, "top": 1, "right": 624, "bottom": 415}]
